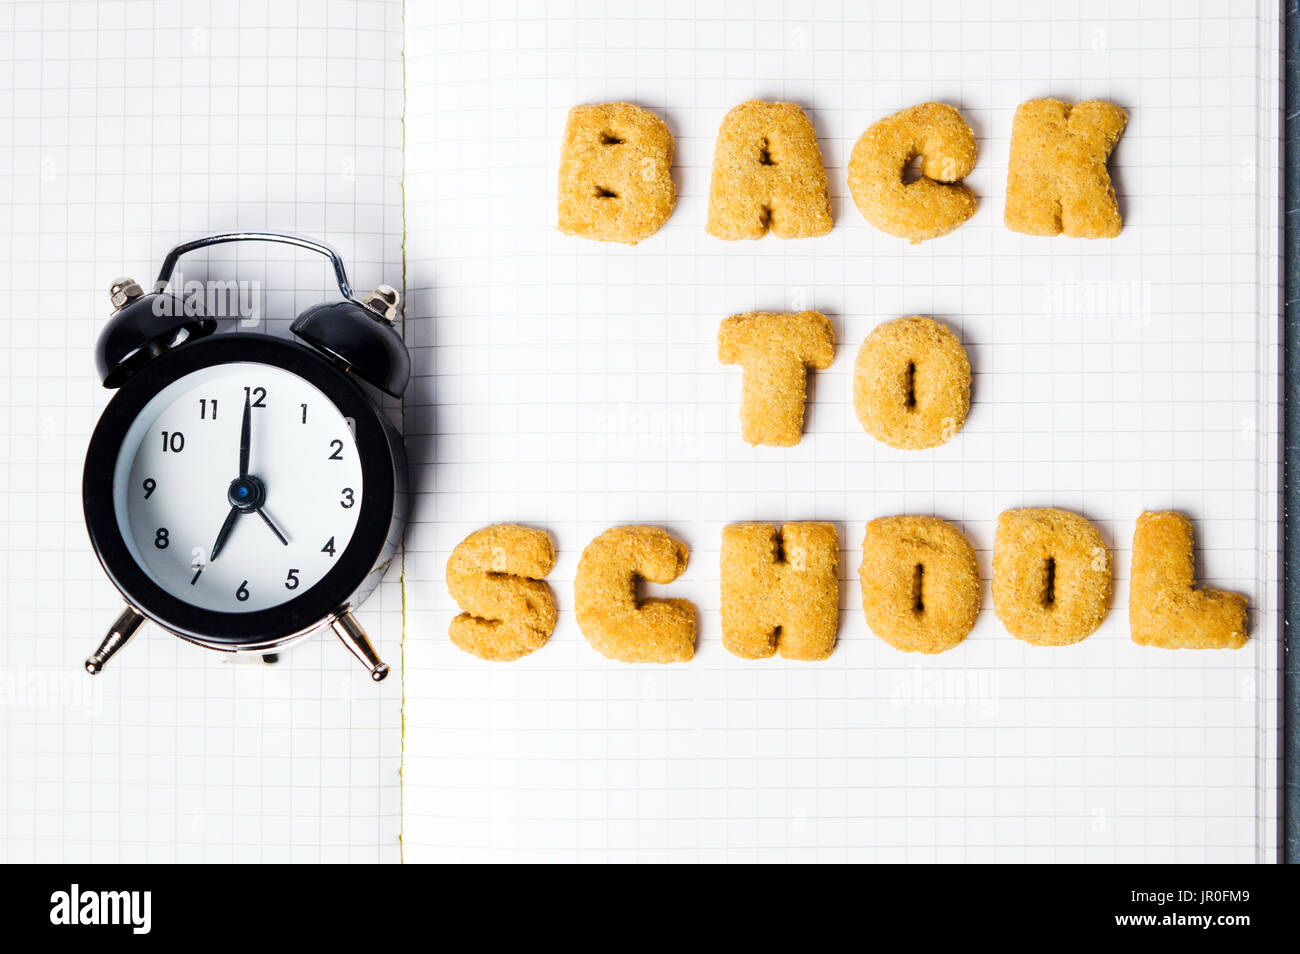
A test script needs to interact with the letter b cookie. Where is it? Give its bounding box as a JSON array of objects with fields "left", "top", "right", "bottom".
[{"left": 557, "top": 102, "right": 676, "bottom": 245}]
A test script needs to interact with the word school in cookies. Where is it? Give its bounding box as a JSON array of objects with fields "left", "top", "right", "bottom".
[
  {"left": 557, "top": 98, "right": 1128, "bottom": 245},
  {"left": 445, "top": 514, "right": 1248, "bottom": 665}
]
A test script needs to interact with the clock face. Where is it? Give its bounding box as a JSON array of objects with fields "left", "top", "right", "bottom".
[{"left": 111, "top": 362, "right": 364, "bottom": 612}]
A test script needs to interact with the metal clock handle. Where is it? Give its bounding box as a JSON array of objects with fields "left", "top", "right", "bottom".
[{"left": 152, "top": 231, "right": 356, "bottom": 301}]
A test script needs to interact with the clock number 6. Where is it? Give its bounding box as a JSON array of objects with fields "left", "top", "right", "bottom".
[{"left": 236, "top": 580, "right": 250, "bottom": 602}]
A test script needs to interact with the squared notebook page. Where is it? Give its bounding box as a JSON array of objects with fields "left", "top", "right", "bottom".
[
  {"left": 0, "top": 0, "right": 404, "bottom": 862},
  {"left": 401, "top": 0, "right": 1282, "bottom": 862}
]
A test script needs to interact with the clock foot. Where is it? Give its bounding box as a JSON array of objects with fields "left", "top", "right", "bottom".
[
  {"left": 330, "top": 610, "right": 390, "bottom": 682},
  {"left": 262, "top": 653, "right": 279, "bottom": 665},
  {"left": 85, "top": 606, "right": 145, "bottom": 674}
]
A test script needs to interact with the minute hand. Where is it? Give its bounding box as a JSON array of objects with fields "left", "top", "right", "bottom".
[
  {"left": 255, "top": 507, "right": 288, "bottom": 546},
  {"left": 239, "top": 392, "right": 251, "bottom": 478}
]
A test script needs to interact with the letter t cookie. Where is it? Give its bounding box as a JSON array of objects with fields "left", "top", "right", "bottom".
[{"left": 718, "top": 311, "right": 835, "bottom": 447}]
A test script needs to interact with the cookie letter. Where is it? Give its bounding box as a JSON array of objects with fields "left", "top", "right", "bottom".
[
  {"left": 705, "top": 100, "right": 833, "bottom": 240},
  {"left": 992, "top": 508, "right": 1111, "bottom": 646},
  {"left": 853, "top": 316, "right": 970, "bottom": 450},
  {"left": 860, "top": 516, "right": 979, "bottom": 654},
  {"left": 720, "top": 522, "right": 840, "bottom": 660},
  {"left": 575, "top": 525, "right": 696, "bottom": 663},
  {"left": 718, "top": 311, "right": 835, "bottom": 447},
  {"left": 847, "top": 102, "right": 978, "bottom": 244},
  {"left": 1130, "top": 511, "right": 1248, "bottom": 649},
  {"left": 1004, "top": 98, "right": 1128, "bottom": 238},
  {"left": 557, "top": 102, "right": 676, "bottom": 245},
  {"left": 446, "top": 524, "right": 558, "bottom": 661}
]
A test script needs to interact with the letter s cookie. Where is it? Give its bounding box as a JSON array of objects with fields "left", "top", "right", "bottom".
[{"left": 446, "top": 524, "right": 558, "bottom": 661}]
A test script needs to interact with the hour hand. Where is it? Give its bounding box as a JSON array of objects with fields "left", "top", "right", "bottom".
[{"left": 209, "top": 506, "right": 241, "bottom": 561}]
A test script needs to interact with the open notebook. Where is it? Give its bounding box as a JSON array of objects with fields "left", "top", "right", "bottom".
[{"left": 399, "top": 1, "right": 1282, "bottom": 861}]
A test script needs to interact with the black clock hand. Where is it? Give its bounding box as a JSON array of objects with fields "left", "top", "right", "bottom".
[
  {"left": 209, "top": 506, "right": 241, "bottom": 561},
  {"left": 255, "top": 507, "right": 288, "bottom": 546},
  {"left": 239, "top": 391, "right": 251, "bottom": 478}
]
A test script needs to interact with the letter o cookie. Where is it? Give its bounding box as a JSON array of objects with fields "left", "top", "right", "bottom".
[
  {"left": 446, "top": 524, "right": 558, "bottom": 661},
  {"left": 1130, "top": 511, "right": 1248, "bottom": 650},
  {"left": 853, "top": 316, "right": 970, "bottom": 450},
  {"left": 992, "top": 508, "right": 1111, "bottom": 646},
  {"left": 574, "top": 525, "right": 696, "bottom": 664},
  {"left": 557, "top": 102, "right": 676, "bottom": 245},
  {"left": 720, "top": 522, "right": 840, "bottom": 661},
  {"left": 848, "top": 102, "right": 978, "bottom": 244},
  {"left": 859, "top": 515, "right": 980, "bottom": 654}
]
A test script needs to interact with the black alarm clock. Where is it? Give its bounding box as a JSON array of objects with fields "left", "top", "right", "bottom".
[{"left": 82, "top": 232, "right": 408, "bottom": 682}]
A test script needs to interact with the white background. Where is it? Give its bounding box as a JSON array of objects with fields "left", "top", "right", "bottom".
[
  {"left": 403, "top": 0, "right": 1281, "bottom": 862},
  {"left": 0, "top": 0, "right": 404, "bottom": 862}
]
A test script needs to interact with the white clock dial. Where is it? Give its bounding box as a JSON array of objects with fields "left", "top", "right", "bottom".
[{"left": 111, "top": 362, "right": 364, "bottom": 612}]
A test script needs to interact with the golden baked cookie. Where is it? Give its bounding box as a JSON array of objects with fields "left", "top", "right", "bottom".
[
  {"left": 446, "top": 524, "right": 558, "bottom": 661},
  {"left": 718, "top": 310, "right": 835, "bottom": 447},
  {"left": 557, "top": 102, "right": 676, "bottom": 245},
  {"left": 847, "top": 102, "right": 978, "bottom": 243},
  {"left": 720, "top": 522, "right": 840, "bottom": 660},
  {"left": 705, "top": 100, "right": 833, "bottom": 240},
  {"left": 853, "top": 316, "right": 970, "bottom": 450},
  {"left": 574, "top": 525, "right": 696, "bottom": 663},
  {"left": 1130, "top": 511, "right": 1248, "bottom": 649},
  {"left": 1004, "top": 98, "right": 1128, "bottom": 238},
  {"left": 992, "top": 508, "right": 1112, "bottom": 646},
  {"left": 859, "top": 515, "right": 980, "bottom": 654}
]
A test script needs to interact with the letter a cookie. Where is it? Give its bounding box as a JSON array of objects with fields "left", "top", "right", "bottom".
[{"left": 706, "top": 100, "right": 833, "bottom": 240}]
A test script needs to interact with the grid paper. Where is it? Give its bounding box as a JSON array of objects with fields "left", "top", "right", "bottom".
[
  {"left": 401, "top": 0, "right": 1283, "bottom": 862},
  {"left": 0, "top": 0, "right": 405, "bottom": 862}
]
